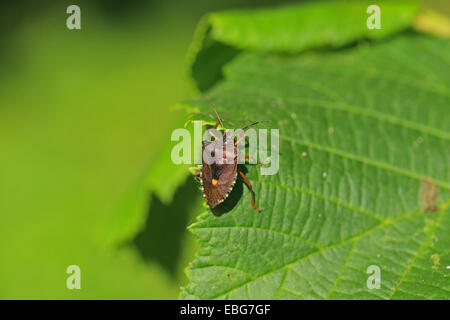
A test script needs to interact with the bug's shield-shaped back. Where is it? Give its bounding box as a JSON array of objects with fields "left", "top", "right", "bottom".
[
  {"left": 201, "top": 131, "right": 239, "bottom": 208},
  {"left": 201, "top": 162, "right": 237, "bottom": 208}
]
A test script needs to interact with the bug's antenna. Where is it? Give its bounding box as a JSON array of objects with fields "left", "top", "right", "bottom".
[
  {"left": 206, "top": 96, "right": 223, "bottom": 128},
  {"left": 241, "top": 120, "right": 271, "bottom": 130}
]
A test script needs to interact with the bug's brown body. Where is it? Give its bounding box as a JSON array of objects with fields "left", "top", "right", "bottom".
[
  {"left": 200, "top": 132, "right": 239, "bottom": 208},
  {"left": 196, "top": 99, "right": 267, "bottom": 213}
]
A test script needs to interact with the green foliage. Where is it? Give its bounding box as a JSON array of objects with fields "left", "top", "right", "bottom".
[
  {"left": 181, "top": 1, "right": 450, "bottom": 299},
  {"left": 1, "top": 0, "right": 448, "bottom": 300},
  {"left": 0, "top": 4, "right": 197, "bottom": 299},
  {"left": 188, "top": 0, "right": 419, "bottom": 91}
]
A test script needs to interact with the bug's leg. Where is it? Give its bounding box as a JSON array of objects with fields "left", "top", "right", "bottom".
[
  {"left": 235, "top": 133, "right": 246, "bottom": 146},
  {"left": 238, "top": 170, "right": 261, "bottom": 213},
  {"left": 241, "top": 155, "right": 263, "bottom": 164},
  {"left": 212, "top": 120, "right": 221, "bottom": 129},
  {"left": 206, "top": 121, "right": 221, "bottom": 141},
  {"left": 194, "top": 171, "right": 202, "bottom": 181}
]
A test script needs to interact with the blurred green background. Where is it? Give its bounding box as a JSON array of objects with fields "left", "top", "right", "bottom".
[{"left": 0, "top": 0, "right": 448, "bottom": 299}]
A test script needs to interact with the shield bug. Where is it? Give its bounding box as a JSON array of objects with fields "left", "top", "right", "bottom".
[{"left": 195, "top": 98, "right": 269, "bottom": 213}]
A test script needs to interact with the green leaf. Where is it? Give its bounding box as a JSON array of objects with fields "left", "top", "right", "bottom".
[
  {"left": 147, "top": 114, "right": 197, "bottom": 204},
  {"left": 100, "top": 113, "right": 191, "bottom": 247},
  {"left": 188, "top": 0, "right": 420, "bottom": 91},
  {"left": 180, "top": 32, "right": 450, "bottom": 299}
]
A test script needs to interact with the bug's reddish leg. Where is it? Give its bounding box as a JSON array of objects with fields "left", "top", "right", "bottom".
[
  {"left": 212, "top": 120, "right": 221, "bottom": 129},
  {"left": 238, "top": 170, "right": 261, "bottom": 213},
  {"left": 194, "top": 171, "right": 201, "bottom": 181},
  {"left": 235, "top": 133, "right": 246, "bottom": 146},
  {"left": 207, "top": 120, "right": 221, "bottom": 141}
]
